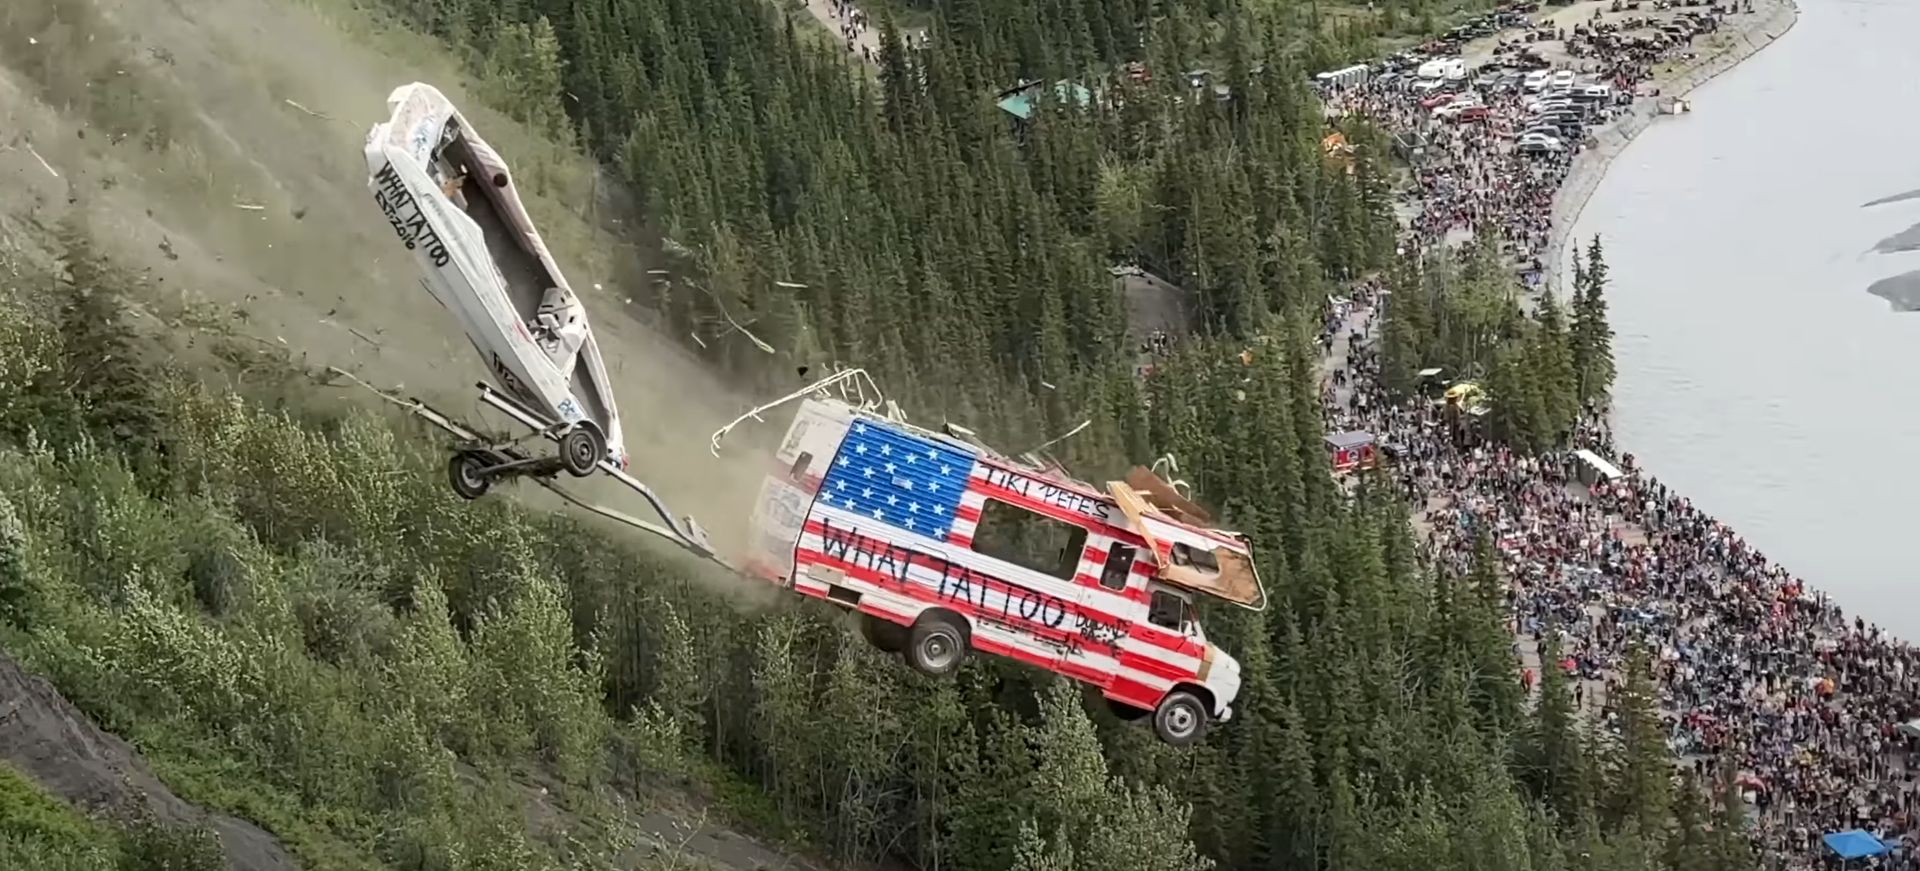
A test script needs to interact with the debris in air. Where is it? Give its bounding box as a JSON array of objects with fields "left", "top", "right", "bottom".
[
  {"left": 284, "top": 99, "right": 335, "bottom": 122},
  {"left": 23, "top": 144, "right": 58, "bottom": 178}
]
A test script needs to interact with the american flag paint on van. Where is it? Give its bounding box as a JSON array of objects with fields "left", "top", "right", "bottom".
[{"left": 747, "top": 398, "right": 1267, "bottom": 747}]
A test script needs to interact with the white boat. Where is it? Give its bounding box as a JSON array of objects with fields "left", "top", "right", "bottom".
[{"left": 363, "top": 82, "right": 626, "bottom": 476}]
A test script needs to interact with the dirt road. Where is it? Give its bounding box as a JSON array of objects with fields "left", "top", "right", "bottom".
[
  {"left": 793, "top": 0, "right": 926, "bottom": 66},
  {"left": 801, "top": 0, "right": 882, "bottom": 60}
]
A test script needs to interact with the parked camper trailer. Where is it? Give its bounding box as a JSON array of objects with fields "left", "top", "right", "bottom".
[
  {"left": 1416, "top": 57, "right": 1468, "bottom": 81},
  {"left": 1314, "top": 64, "right": 1370, "bottom": 91}
]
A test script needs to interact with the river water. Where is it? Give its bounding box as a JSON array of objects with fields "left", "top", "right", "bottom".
[{"left": 1570, "top": 0, "right": 1920, "bottom": 637}]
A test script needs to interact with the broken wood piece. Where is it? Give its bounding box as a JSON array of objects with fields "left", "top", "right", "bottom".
[
  {"left": 283, "top": 99, "right": 335, "bottom": 121},
  {"left": 23, "top": 144, "right": 58, "bottom": 178}
]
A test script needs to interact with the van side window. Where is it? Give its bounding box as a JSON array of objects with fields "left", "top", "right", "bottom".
[
  {"left": 1148, "top": 589, "right": 1186, "bottom": 630},
  {"left": 788, "top": 451, "right": 814, "bottom": 482},
  {"left": 1171, "top": 543, "right": 1220, "bottom": 573},
  {"left": 1099, "top": 544, "right": 1136, "bottom": 591},
  {"left": 972, "top": 499, "right": 1089, "bottom": 581}
]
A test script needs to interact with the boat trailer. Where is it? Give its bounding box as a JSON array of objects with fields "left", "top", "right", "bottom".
[{"left": 331, "top": 368, "right": 724, "bottom": 568}]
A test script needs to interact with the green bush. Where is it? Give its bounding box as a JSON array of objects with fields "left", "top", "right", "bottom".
[
  {"left": 0, "top": 234, "right": 739, "bottom": 867},
  {"left": 0, "top": 763, "right": 225, "bottom": 871},
  {"left": 117, "top": 816, "right": 224, "bottom": 871},
  {"left": 0, "top": 763, "right": 105, "bottom": 857}
]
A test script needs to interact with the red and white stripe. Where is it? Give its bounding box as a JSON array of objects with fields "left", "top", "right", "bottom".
[{"left": 795, "top": 504, "right": 1210, "bottom": 707}]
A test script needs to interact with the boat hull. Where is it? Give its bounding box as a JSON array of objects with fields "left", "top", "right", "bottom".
[{"left": 364, "top": 83, "right": 627, "bottom": 465}]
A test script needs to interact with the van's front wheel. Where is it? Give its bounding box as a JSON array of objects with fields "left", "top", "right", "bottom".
[{"left": 1152, "top": 691, "right": 1209, "bottom": 746}]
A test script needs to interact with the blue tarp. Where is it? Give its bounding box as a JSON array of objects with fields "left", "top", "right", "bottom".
[{"left": 1823, "top": 829, "right": 1897, "bottom": 860}]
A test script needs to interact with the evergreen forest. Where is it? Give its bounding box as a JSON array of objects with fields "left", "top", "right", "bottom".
[{"left": 0, "top": 0, "right": 1758, "bottom": 870}]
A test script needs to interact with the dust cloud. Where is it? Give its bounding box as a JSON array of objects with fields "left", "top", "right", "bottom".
[{"left": 0, "top": 0, "right": 801, "bottom": 602}]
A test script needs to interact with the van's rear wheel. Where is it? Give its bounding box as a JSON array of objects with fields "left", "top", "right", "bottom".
[
  {"left": 1152, "top": 691, "right": 1209, "bottom": 747},
  {"left": 859, "top": 613, "right": 908, "bottom": 653},
  {"left": 905, "top": 615, "right": 967, "bottom": 677},
  {"left": 559, "top": 426, "right": 603, "bottom": 477}
]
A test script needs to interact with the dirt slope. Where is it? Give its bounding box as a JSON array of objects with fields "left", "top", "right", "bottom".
[
  {"left": 0, "top": 652, "right": 298, "bottom": 870},
  {"left": 0, "top": 0, "right": 835, "bottom": 867},
  {"left": 0, "top": 0, "right": 781, "bottom": 565}
]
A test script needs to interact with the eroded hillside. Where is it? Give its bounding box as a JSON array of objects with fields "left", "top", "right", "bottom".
[
  {"left": 0, "top": 0, "right": 777, "bottom": 562},
  {"left": 0, "top": 0, "right": 840, "bottom": 868}
]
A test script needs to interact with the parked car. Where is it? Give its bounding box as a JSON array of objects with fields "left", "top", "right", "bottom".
[
  {"left": 1538, "top": 108, "right": 1586, "bottom": 127},
  {"left": 1523, "top": 69, "right": 1550, "bottom": 91},
  {"left": 1517, "top": 132, "right": 1565, "bottom": 153},
  {"left": 1454, "top": 105, "right": 1493, "bottom": 123},
  {"left": 1573, "top": 84, "right": 1614, "bottom": 103}
]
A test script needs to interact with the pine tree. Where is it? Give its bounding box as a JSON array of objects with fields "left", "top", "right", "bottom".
[
  {"left": 1531, "top": 292, "right": 1580, "bottom": 445},
  {"left": 651, "top": 603, "right": 706, "bottom": 746},
  {"left": 1607, "top": 646, "right": 1674, "bottom": 835},
  {"left": 946, "top": 709, "right": 1036, "bottom": 871},
  {"left": 0, "top": 494, "right": 27, "bottom": 627},
  {"left": 1461, "top": 531, "right": 1522, "bottom": 734},
  {"left": 50, "top": 220, "right": 159, "bottom": 455},
  {"left": 1572, "top": 236, "right": 1617, "bottom": 404},
  {"left": 1707, "top": 765, "right": 1755, "bottom": 871},
  {"left": 1519, "top": 631, "right": 1593, "bottom": 826},
  {"left": 1009, "top": 819, "right": 1078, "bottom": 871}
]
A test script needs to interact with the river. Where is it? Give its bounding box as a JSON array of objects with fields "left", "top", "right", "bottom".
[{"left": 1570, "top": 0, "right": 1920, "bottom": 637}]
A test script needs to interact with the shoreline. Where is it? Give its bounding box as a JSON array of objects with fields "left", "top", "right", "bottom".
[
  {"left": 1320, "top": 0, "right": 1915, "bottom": 854},
  {"left": 1542, "top": 0, "right": 1802, "bottom": 294}
]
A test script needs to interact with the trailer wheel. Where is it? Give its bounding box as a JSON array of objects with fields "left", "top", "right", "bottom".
[
  {"left": 905, "top": 614, "right": 968, "bottom": 677},
  {"left": 448, "top": 451, "right": 493, "bottom": 500},
  {"left": 559, "top": 426, "right": 603, "bottom": 477},
  {"left": 859, "top": 613, "right": 908, "bottom": 653},
  {"left": 1152, "top": 691, "right": 1209, "bottom": 747}
]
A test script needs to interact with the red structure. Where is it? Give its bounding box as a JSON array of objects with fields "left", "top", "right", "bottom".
[{"left": 1324, "top": 431, "right": 1378, "bottom": 474}]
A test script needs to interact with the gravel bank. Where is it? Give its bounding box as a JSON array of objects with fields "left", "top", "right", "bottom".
[{"left": 1543, "top": 0, "right": 1801, "bottom": 292}]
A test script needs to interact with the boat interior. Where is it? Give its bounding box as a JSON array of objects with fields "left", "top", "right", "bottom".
[{"left": 432, "top": 123, "right": 615, "bottom": 432}]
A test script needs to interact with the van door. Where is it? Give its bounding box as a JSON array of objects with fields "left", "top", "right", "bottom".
[
  {"left": 1059, "top": 541, "right": 1138, "bottom": 683},
  {"left": 1101, "top": 581, "right": 1206, "bottom": 713}
]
